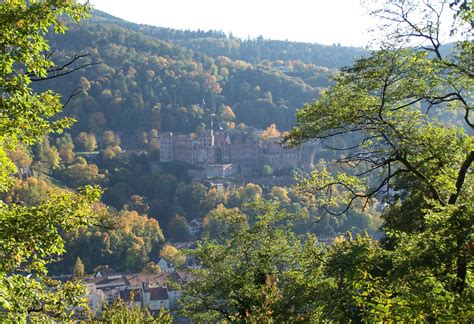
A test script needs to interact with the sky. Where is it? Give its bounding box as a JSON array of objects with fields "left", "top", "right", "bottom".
[{"left": 87, "top": 0, "right": 375, "bottom": 47}]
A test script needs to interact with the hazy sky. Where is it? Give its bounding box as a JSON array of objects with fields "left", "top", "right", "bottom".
[{"left": 88, "top": 0, "right": 375, "bottom": 47}]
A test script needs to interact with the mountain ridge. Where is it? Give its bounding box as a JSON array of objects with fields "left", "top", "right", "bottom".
[{"left": 87, "top": 9, "right": 369, "bottom": 68}]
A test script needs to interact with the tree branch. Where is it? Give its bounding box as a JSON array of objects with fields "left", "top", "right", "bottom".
[
  {"left": 448, "top": 150, "right": 474, "bottom": 205},
  {"left": 29, "top": 54, "right": 100, "bottom": 82}
]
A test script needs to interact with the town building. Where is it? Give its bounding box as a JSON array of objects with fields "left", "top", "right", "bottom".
[
  {"left": 156, "top": 258, "right": 175, "bottom": 273},
  {"left": 188, "top": 217, "right": 204, "bottom": 237},
  {"left": 81, "top": 271, "right": 192, "bottom": 317}
]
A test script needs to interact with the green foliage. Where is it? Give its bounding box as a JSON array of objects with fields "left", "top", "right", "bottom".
[
  {"left": 37, "top": 9, "right": 342, "bottom": 137},
  {"left": 56, "top": 159, "right": 106, "bottom": 188},
  {"left": 125, "top": 18, "right": 366, "bottom": 68},
  {"left": 141, "top": 262, "right": 161, "bottom": 274},
  {"left": 73, "top": 256, "right": 85, "bottom": 278},
  {"left": 262, "top": 164, "right": 273, "bottom": 177},
  {"left": 0, "top": 0, "right": 90, "bottom": 147},
  {"left": 0, "top": 186, "right": 101, "bottom": 321},
  {"left": 7, "top": 7, "right": 376, "bottom": 279},
  {"left": 52, "top": 207, "right": 165, "bottom": 274},
  {"left": 159, "top": 244, "right": 186, "bottom": 268},
  {"left": 180, "top": 200, "right": 326, "bottom": 322},
  {"left": 1, "top": 176, "right": 51, "bottom": 206},
  {"left": 180, "top": 1, "right": 473, "bottom": 322},
  {"left": 0, "top": 1, "right": 104, "bottom": 321},
  {"left": 202, "top": 204, "right": 248, "bottom": 240},
  {"left": 284, "top": 0, "right": 473, "bottom": 320},
  {"left": 100, "top": 298, "right": 173, "bottom": 323},
  {"left": 167, "top": 214, "right": 189, "bottom": 242}
]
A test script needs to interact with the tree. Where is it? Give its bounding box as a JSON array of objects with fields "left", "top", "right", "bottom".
[
  {"left": 126, "top": 195, "right": 150, "bottom": 215},
  {"left": 57, "top": 134, "right": 75, "bottom": 164},
  {"left": 32, "top": 136, "right": 60, "bottom": 172},
  {"left": 113, "top": 210, "right": 164, "bottom": 272},
  {"left": 58, "top": 160, "right": 105, "bottom": 188},
  {"left": 238, "top": 183, "right": 262, "bottom": 202},
  {"left": 220, "top": 105, "right": 236, "bottom": 121},
  {"left": 102, "top": 130, "right": 121, "bottom": 147},
  {"left": 260, "top": 123, "right": 281, "bottom": 140},
  {"left": 180, "top": 200, "right": 325, "bottom": 322},
  {"left": 202, "top": 204, "right": 247, "bottom": 240},
  {"left": 262, "top": 164, "right": 273, "bottom": 177},
  {"left": 1, "top": 176, "right": 51, "bottom": 206},
  {"left": 6, "top": 143, "right": 33, "bottom": 169},
  {"left": 285, "top": 0, "right": 473, "bottom": 320},
  {"left": 51, "top": 206, "right": 165, "bottom": 275},
  {"left": 88, "top": 112, "right": 107, "bottom": 134},
  {"left": 138, "top": 131, "right": 149, "bottom": 148},
  {"left": 0, "top": 1, "right": 100, "bottom": 321},
  {"left": 269, "top": 186, "right": 291, "bottom": 206},
  {"left": 76, "top": 132, "right": 97, "bottom": 152},
  {"left": 1, "top": 187, "right": 101, "bottom": 321},
  {"left": 159, "top": 244, "right": 186, "bottom": 268},
  {"left": 167, "top": 214, "right": 189, "bottom": 242},
  {"left": 102, "top": 147, "right": 117, "bottom": 160},
  {"left": 73, "top": 257, "right": 85, "bottom": 278},
  {"left": 141, "top": 262, "right": 161, "bottom": 274},
  {"left": 100, "top": 298, "right": 172, "bottom": 323},
  {"left": 44, "top": 146, "right": 61, "bottom": 170},
  {"left": 174, "top": 183, "right": 212, "bottom": 219}
]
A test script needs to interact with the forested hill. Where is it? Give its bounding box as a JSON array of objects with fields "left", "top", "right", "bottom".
[
  {"left": 40, "top": 10, "right": 367, "bottom": 143},
  {"left": 89, "top": 10, "right": 368, "bottom": 68}
]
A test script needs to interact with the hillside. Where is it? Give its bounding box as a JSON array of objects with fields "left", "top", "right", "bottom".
[
  {"left": 2, "top": 1, "right": 472, "bottom": 321},
  {"left": 90, "top": 10, "right": 368, "bottom": 68},
  {"left": 13, "top": 10, "right": 378, "bottom": 275},
  {"left": 38, "top": 10, "right": 367, "bottom": 145}
]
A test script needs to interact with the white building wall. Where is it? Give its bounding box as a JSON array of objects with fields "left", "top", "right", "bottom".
[{"left": 159, "top": 133, "right": 174, "bottom": 162}]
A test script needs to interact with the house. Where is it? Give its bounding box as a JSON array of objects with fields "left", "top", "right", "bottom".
[
  {"left": 95, "top": 275, "right": 127, "bottom": 304},
  {"left": 261, "top": 141, "right": 299, "bottom": 171},
  {"left": 125, "top": 273, "right": 173, "bottom": 289},
  {"left": 185, "top": 255, "right": 201, "bottom": 269},
  {"left": 119, "top": 288, "right": 143, "bottom": 308},
  {"left": 188, "top": 217, "right": 204, "bottom": 236},
  {"left": 82, "top": 270, "right": 193, "bottom": 316},
  {"left": 143, "top": 287, "right": 170, "bottom": 311},
  {"left": 95, "top": 274, "right": 127, "bottom": 290},
  {"left": 76, "top": 281, "right": 105, "bottom": 317},
  {"left": 156, "top": 258, "right": 175, "bottom": 273},
  {"left": 167, "top": 288, "right": 181, "bottom": 309}
]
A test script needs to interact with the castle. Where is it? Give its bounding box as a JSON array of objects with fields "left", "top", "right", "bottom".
[{"left": 159, "top": 129, "right": 317, "bottom": 177}]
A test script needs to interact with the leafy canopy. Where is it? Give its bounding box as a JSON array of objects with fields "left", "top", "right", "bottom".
[
  {"left": 285, "top": 0, "right": 473, "bottom": 320},
  {"left": 0, "top": 0, "right": 103, "bottom": 321},
  {"left": 182, "top": 0, "right": 473, "bottom": 321}
]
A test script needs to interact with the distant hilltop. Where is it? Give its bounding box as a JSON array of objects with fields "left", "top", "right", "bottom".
[{"left": 90, "top": 10, "right": 369, "bottom": 69}]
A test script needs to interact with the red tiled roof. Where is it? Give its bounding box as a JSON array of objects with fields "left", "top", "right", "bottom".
[{"left": 95, "top": 276, "right": 126, "bottom": 287}]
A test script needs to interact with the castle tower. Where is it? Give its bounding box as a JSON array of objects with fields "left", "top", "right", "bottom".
[
  {"left": 198, "top": 114, "right": 215, "bottom": 149},
  {"left": 198, "top": 129, "right": 214, "bottom": 148},
  {"left": 159, "top": 132, "right": 174, "bottom": 162}
]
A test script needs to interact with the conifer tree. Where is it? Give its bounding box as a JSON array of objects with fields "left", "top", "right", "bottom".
[{"left": 73, "top": 257, "right": 85, "bottom": 278}]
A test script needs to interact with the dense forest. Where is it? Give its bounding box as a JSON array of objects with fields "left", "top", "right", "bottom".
[
  {"left": 89, "top": 11, "right": 368, "bottom": 68},
  {"left": 1, "top": 0, "right": 472, "bottom": 322},
  {"left": 37, "top": 10, "right": 366, "bottom": 140}
]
